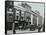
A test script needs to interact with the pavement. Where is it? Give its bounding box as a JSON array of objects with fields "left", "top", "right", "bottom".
[
  {"left": 7, "top": 29, "right": 38, "bottom": 34},
  {"left": 16, "top": 29, "right": 38, "bottom": 33}
]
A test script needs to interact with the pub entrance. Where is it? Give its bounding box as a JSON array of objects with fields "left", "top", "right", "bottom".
[{"left": 14, "top": 21, "right": 27, "bottom": 30}]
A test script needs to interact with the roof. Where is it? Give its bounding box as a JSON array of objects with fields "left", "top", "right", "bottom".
[
  {"left": 14, "top": 6, "right": 27, "bottom": 11},
  {"left": 21, "top": 2, "right": 31, "bottom": 8}
]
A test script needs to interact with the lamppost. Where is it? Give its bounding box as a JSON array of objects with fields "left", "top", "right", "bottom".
[{"left": 12, "top": 8, "right": 16, "bottom": 34}]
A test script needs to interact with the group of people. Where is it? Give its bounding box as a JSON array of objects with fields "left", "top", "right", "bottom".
[{"left": 38, "top": 24, "right": 43, "bottom": 32}]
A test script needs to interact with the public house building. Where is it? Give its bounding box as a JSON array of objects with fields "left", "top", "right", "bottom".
[{"left": 6, "top": 1, "right": 42, "bottom": 30}]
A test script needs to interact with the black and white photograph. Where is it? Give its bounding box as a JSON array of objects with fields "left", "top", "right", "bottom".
[{"left": 5, "top": 0, "right": 45, "bottom": 34}]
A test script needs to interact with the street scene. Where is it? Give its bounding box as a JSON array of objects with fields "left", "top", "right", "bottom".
[{"left": 5, "top": 0, "right": 45, "bottom": 34}]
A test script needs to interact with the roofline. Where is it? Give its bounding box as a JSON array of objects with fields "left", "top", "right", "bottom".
[{"left": 5, "top": 0, "right": 45, "bottom": 4}]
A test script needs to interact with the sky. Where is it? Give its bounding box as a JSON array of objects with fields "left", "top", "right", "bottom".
[
  {"left": 14, "top": 2, "right": 44, "bottom": 18},
  {"left": 27, "top": 3, "right": 44, "bottom": 18}
]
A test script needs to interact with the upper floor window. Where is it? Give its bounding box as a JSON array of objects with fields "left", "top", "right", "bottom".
[
  {"left": 21, "top": 11, "right": 24, "bottom": 21},
  {"left": 9, "top": 8, "right": 12, "bottom": 12},
  {"left": 16, "top": 10, "right": 20, "bottom": 16},
  {"left": 15, "top": 10, "right": 20, "bottom": 20},
  {"left": 33, "top": 15, "right": 37, "bottom": 25},
  {"left": 21, "top": 11, "right": 24, "bottom": 17},
  {"left": 25, "top": 12, "right": 31, "bottom": 22}
]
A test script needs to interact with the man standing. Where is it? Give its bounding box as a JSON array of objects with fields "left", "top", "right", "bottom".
[{"left": 38, "top": 24, "right": 42, "bottom": 32}]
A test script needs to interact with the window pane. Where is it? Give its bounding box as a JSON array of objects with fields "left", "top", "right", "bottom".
[
  {"left": 16, "top": 10, "right": 20, "bottom": 16},
  {"left": 25, "top": 12, "right": 31, "bottom": 22},
  {"left": 21, "top": 11, "right": 24, "bottom": 21},
  {"left": 7, "top": 8, "right": 13, "bottom": 22},
  {"left": 33, "top": 15, "right": 37, "bottom": 25},
  {"left": 21, "top": 11, "right": 24, "bottom": 17},
  {"left": 15, "top": 10, "right": 20, "bottom": 20}
]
